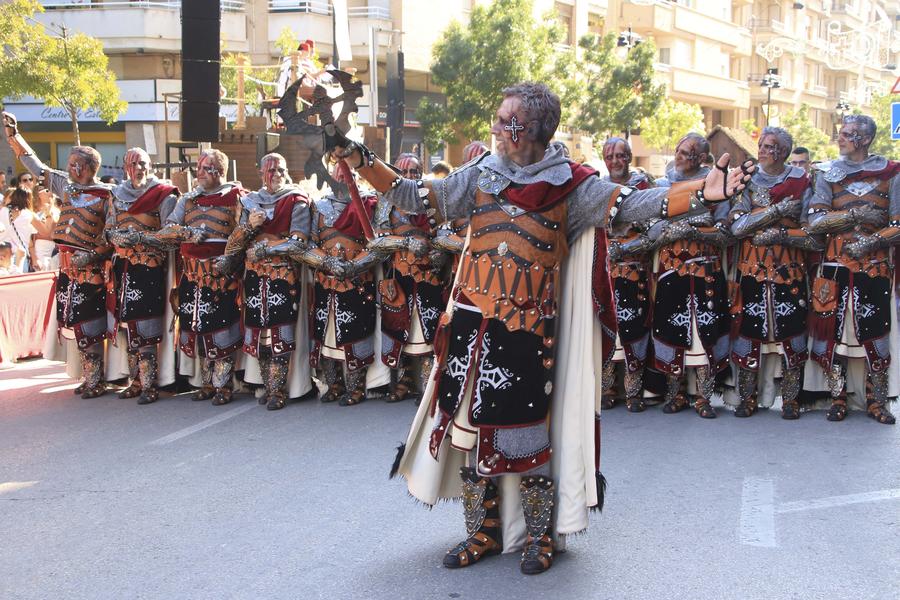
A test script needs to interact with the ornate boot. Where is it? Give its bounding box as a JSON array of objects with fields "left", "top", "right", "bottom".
[
  {"left": 73, "top": 352, "right": 88, "bottom": 395},
  {"left": 600, "top": 360, "right": 617, "bottom": 410},
  {"left": 825, "top": 362, "right": 847, "bottom": 422},
  {"left": 136, "top": 351, "right": 160, "bottom": 405},
  {"left": 266, "top": 354, "right": 290, "bottom": 411},
  {"left": 118, "top": 351, "right": 142, "bottom": 399},
  {"left": 442, "top": 467, "right": 502, "bottom": 569},
  {"left": 780, "top": 359, "right": 802, "bottom": 420},
  {"left": 211, "top": 355, "right": 235, "bottom": 406},
  {"left": 320, "top": 358, "right": 345, "bottom": 403},
  {"left": 80, "top": 350, "right": 107, "bottom": 399},
  {"left": 734, "top": 367, "right": 758, "bottom": 418},
  {"left": 192, "top": 358, "right": 215, "bottom": 401},
  {"left": 519, "top": 475, "right": 555, "bottom": 575},
  {"left": 866, "top": 370, "right": 895, "bottom": 425},
  {"left": 662, "top": 375, "right": 688, "bottom": 413},
  {"left": 693, "top": 365, "right": 717, "bottom": 419},
  {"left": 387, "top": 357, "right": 415, "bottom": 403},
  {"left": 257, "top": 348, "right": 272, "bottom": 406},
  {"left": 624, "top": 367, "right": 645, "bottom": 412},
  {"left": 340, "top": 366, "right": 367, "bottom": 406}
]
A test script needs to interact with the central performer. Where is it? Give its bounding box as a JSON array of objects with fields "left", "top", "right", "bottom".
[{"left": 334, "top": 83, "right": 751, "bottom": 574}]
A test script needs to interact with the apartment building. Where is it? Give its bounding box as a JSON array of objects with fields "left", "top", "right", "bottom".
[{"left": 2, "top": 0, "right": 896, "bottom": 180}]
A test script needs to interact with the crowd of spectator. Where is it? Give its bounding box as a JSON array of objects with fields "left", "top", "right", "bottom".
[{"left": 0, "top": 171, "right": 62, "bottom": 275}]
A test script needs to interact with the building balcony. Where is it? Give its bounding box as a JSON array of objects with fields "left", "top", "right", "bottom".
[
  {"left": 621, "top": 1, "right": 752, "bottom": 56},
  {"left": 36, "top": 1, "right": 248, "bottom": 53},
  {"left": 746, "top": 17, "right": 786, "bottom": 36},
  {"left": 660, "top": 65, "right": 750, "bottom": 110},
  {"left": 266, "top": 1, "right": 393, "bottom": 64}
]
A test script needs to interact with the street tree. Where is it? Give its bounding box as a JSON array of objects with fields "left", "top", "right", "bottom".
[
  {"left": 0, "top": 0, "right": 126, "bottom": 145},
  {"left": 864, "top": 92, "right": 898, "bottom": 158},
  {"left": 638, "top": 98, "right": 705, "bottom": 154},
  {"left": 779, "top": 103, "right": 837, "bottom": 161},
  {"left": 416, "top": 0, "right": 570, "bottom": 148},
  {"left": 571, "top": 32, "right": 664, "bottom": 142}
]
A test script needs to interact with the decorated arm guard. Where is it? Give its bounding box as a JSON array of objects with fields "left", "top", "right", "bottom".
[
  {"left": 139, "top": 224, "right": 206, "bottom": 249},
  {"left": 730, "top": 199, "right": 801, "bottom": 238},
  {"left": 432, "top": 222, "right": 466, "bottom": 254},
  {"left": 608, "top": 233, "right": 655, "bottom": 262},
  {"left": 781, "top": 228, "right": 826, "bottom": 252},
  {"left": 224, "top": 222, "right": 261, "bottom": 256},
  {"left": 343, "top": 250, "right": 381, "bottom": 279},
  {"left": 844, "top": 218, "right": 900, "bottom": 258},
  {"left": 693, "top": 223, "right": 734, "bottom": 248},
  {"left": 805, "top": 205, "right": 886, "bottom": 235},
  {"left": 247, "top": 236, "right": 307, "bottom": 263}
]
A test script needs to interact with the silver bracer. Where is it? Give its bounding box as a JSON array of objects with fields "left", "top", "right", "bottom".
[
  {"left": 343, "top": 251, "right": 381, "bottom": 279},
  {"left": 608, "top": 234, "right": 654, "bottom": 262},
  {"left": 247, "top": 237, "right": 308, "bottom": 263},
  {"left": 731, "top": 200, "right": 795, "bottom": 238}
]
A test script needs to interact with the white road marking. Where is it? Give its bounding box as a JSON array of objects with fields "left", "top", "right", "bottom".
[
  {"left": 0, "top": 481, "right": 39, "bottom": 496},
  {"left": 776, "top": 488, "right": 900, "bottom": 514},
  {"left": 148, "top": 403, "right": 255, "bottom": 446},
  {"left": 740, "top": 477, "right": 776, "bottom": 547}
]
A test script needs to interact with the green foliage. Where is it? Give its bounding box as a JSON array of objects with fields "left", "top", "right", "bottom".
[
  {"left": 275, "top": 27, "right": 300, "bottom": 58},
  {"left": 418, "top": 0, "right": 569, "bottom": 145},
  {"left": 866, "top": 92, "right": 899, "bottom": 158},
  {"left": 739, "top": 118, "right": 759, "bottom": 138},
  {"left": 220, "top": 52, "right": 280, "bottom": 114},
  {"left": 571, "top": 33, "right": 665, "bottom": 142},
  {"left": 638, "top": 98, "right": 705, "bottom": 154},
  {"left": 779, "top": 103, "right": 837, "bottom": 161},
  {"left": 0, "top": 0, "right": 126, "bottom": 144},
  {"left": 416, "top": 97, "right": 453, "bottom": 152}
]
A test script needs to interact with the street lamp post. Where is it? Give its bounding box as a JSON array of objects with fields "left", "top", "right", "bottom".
[
  {"left": 760, "top": 68, "right": 781, "bottom": 127},
  {"left": 833, "top": 100, "right": 851, "bottom": 139},
  {"left": 617, "top": 26, "right": 643, "bottom": 139}
]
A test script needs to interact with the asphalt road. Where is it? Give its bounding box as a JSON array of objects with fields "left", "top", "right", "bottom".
[{"left": 1, "top": 360, "right": 898, "bottom": 600}]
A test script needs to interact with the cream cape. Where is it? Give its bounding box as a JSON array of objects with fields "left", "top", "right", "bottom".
[{"left": 393, "top": 227, "right": 603, "bottom": 551}]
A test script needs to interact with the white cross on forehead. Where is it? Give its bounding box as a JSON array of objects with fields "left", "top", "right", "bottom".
[{"left": 504, "top": 116, "right": 526, "bottom": 143}]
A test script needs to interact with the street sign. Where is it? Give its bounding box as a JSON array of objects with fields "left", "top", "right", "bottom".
[
  {"left": 892, "top": 102, "right": 900, "bottom": 140},
  {"left": 892, "top": 76, "right": 900, "bottom": 94}
]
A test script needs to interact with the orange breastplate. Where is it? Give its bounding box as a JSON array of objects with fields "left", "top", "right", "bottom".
[
  {"left": 456, "top": 189, "right": 567, "bottom": 336},
  {"left": 825, "top": 178, "right": 891, "bottom": 274},
  {"left": 316, "top": 214, "right": 372, "bottom": 291},
  {"left": 54, "top": 193, "right": 107, "bottom": 250},
  {"left": 389, "top": 214, "right": 440, "bottom": 285},
  {"left": 245, "top": 232, "right": 297, "bottom": 282},
  {"left": 114, "top": 207, "right": 165, "bottom": 266},
  {"left": 183, "top": 199, "right": 238, "bottom": 239}
]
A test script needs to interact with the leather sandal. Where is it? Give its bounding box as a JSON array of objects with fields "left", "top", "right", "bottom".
[
  {"left": 867, "top": 403, "right": 896, "bottom": 425},
  {"left": 137, "top": 388, "right": 159, "bottom": 405},
  {"left": 339, "top": 388, "right": 366, "bottom": 406},
  {"left": 826, "top": 399, "right": 847, "bottom": 422},
  {"left": 266, "top": 394, "right": 287, "bottom": 411},
  {"left": 321, "top": 383, "right": 345, "bottom": 403},
  {"left": 81, "top": 384, "right": 107, "bottom": 399},
  {"left": 781, "top": 402, "right": 801, "bottom": 420},
  {"left": 694, "top": 400, "right": 717, "bottom": 419},
  {"left": 211, "top": 388, "right": 233, "bottom": 406},
  {"left": 734, "top": 398, "right": 758, "bottom": 418},
  {"left": 663, "top": 393, "right": 688, "bottom": 414},
  {"left": 443, "top": 531, "right": 502, "bottom": 569},
  {"left": 192, "top": 386, "right": 215, "bottom": 402},
  {"left": 625, "top": 397, "right": 646, "bottom": 413},
  {"left": 118, "top": 380, "right": 142, "bottom": 399}
]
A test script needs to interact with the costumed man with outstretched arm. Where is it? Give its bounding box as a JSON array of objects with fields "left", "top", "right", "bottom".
[
  {"left": 728, "top": 127, "right": 820, "bottom": 419},
  {"left": 302, "top": 163, "right": 379, "bottom": 406},
  {"left": 601, "top": 137, "right": 655, "bottom": 412},
  {"left": 130, "top": 149, "right": 245, "bottom": 406},
  {"left": 371, "top": 153, "right": 446, "bottom": 403},
  {"left": 3, "top": 112, "right": 113, "bottom": 398},
  {"left": 106, "top": 148, "right": 179, "bottom": 405},
  {"left": 806, "top": 114, "right": 899, "bottom": 425},
  {"left": 219, "top": 153, "right": 312, "bottom": 411},
  {"left": 648, "top": 133, "right": 734, "bottom": 419},
  {"left": 334, "top": 83, "right": 752, "bottom": 574}
]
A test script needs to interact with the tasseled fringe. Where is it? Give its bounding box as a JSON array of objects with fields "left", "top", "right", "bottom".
[
  {"left": 589, "top": 472, "right": 607, "bottom": 513},
  {"left": 388, "top": 442, "right": 406, "bottom": 479},
  {"left": 808, "top": 311, "right": 835, "bottom": 342}
]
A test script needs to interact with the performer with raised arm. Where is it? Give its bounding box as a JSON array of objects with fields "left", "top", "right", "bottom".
[
  {"left": 372, "top": 153, "right": 445, "bottom": 403},
  {"left": 106, "top": 148, "right": 179, "bottom": 405},
  {"left": 806, "top": 114, "right": 899, "bottom": 425},
  {"left": 728, "top": 128, "right": 819, "bottom": 419},
  {"left": 649, "top": 133, "right": 733, "bottom": 419},
  {"left": 123, "top": 149, "right": 245, "bottom": 406},
  {"left": 333, "top": 83, "right": 751, "bottom": 574},
  {"left": 601, "top": 137, "right": 655, "bottom": 412},
  {"left": 219, "top": 153, "right": 311, "bottom": 411},
  {"left": 3, "top": 112, "right": 113, "bottom": 398}
]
